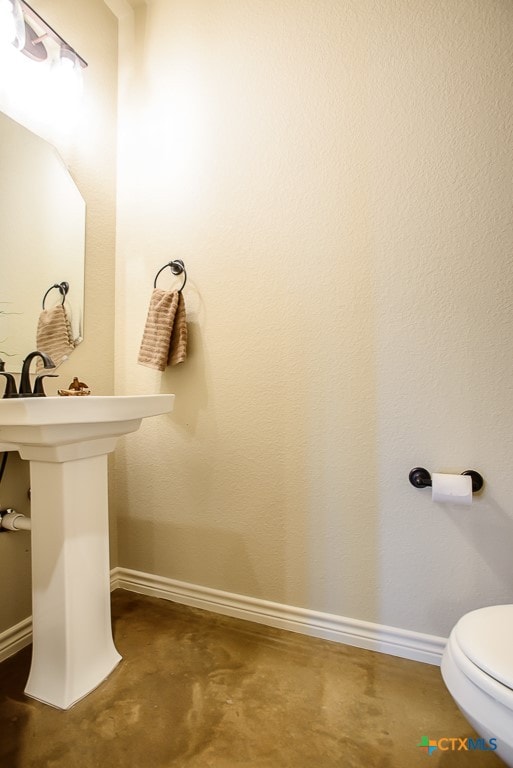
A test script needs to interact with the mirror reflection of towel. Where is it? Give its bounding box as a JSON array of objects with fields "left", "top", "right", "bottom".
[
  {"left": 36, "top": 304, "right": 75, "bottom": 368},
  {"left": 138, "top": 289, "right": 187, "bottom": 372}
]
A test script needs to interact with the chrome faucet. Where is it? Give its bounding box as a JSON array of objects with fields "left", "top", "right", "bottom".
[{"left": 19, "top": 351, "right": 56, "bottom": 397}]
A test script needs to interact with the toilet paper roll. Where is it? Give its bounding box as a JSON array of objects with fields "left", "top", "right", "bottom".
[{"left": 432, "top": 473, "right": 472, "bottom": 505}]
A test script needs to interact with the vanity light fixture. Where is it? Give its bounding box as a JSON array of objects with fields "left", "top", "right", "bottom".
[{"left": 6, "top": 0, "right": 87, "bottom": 70}]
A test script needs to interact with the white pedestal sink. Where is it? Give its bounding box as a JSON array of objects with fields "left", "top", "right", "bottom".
[{"left": 0, "top": 394, "right": 174, "bottom": 709}]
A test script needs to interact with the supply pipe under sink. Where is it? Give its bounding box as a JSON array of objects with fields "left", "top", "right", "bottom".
[{"left": 0, "top": 508, "right": 31, "bottom": 531}]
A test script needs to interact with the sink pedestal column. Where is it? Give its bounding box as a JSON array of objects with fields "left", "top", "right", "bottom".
[
  {"left": 0, "top": 394, "right": 174, "bottom": 708},
  {"left": 19, "top": 438, "right": 122, "bottom": 710}
]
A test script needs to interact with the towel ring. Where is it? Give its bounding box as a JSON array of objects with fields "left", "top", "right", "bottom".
[
  {"left": 42, "top": 282, "right": 69, "bottom": 309},
  {"left": 153, "top": 260, "right": 187, "bottom": 292}
]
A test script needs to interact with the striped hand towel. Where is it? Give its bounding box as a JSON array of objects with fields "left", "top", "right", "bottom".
[
  {"left": 138, "top": 289, "right": 187, "bottom": 371},
  {"left": 36, "top": 304, "right": 75, "bottom": 368}
]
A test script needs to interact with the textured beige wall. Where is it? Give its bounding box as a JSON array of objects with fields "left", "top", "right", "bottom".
[
  {"left": 0, "top": 0, "right": 118, "bottom": 632},
  {"left": 114, "top": 0, "right": 513, "bottom": 638},
  {"left": 3, "top": 0, "right": 511, "bottom": 642}
]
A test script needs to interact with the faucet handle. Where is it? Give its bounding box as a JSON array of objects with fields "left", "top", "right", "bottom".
[
  {"left": 33, "top": 374, "right": 58, "bottom": 397},
  {"left": 0, "top": 372, "right": 18, "bottom": 398}
]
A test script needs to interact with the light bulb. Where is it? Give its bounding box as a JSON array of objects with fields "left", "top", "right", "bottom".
[
  {"left": 0, "top": 0, "right": 25, "bottom": 50},
  {"left": 41, "top": 46, "right": 84, "bottom": 131},
  {"left": 52, "top": 47, "right": 83, "bottom": 93}
]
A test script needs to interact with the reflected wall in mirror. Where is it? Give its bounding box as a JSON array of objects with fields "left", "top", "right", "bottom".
[{"left": 0, "top": 112, "right": 85, "bottom": 372}]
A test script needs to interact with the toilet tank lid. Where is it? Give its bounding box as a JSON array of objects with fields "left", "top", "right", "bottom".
[{"left": 455, "top": 604, "right": 513, "bottom": 691}]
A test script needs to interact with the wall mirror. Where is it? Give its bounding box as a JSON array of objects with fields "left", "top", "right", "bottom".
[{"left": 0, "top": 111, "right": 85, "bottom": 372}]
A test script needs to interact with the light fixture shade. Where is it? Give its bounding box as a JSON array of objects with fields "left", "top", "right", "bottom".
[
  {"left": 1, "top": 0, "right": 26, "bottom": 50},
  {"left": 60, "top": 47, "right": 81, "bottom": 70},
  {"left": 22, "top": 19, "right": 48, "bottom": 61}
]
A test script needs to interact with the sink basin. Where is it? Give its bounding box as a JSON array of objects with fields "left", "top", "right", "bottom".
[
  {"left": 0, "top": 393, "right": 174, "bottom": 709},
  {"left": 0, "top": 394, "right": 174, "bottom": 450}
]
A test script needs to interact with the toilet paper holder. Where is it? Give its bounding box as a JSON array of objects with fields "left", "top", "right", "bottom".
[{"left": 409, "top": 467, "right": 484, "bottom": 493}]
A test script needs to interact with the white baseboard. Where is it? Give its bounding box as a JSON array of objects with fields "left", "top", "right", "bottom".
[
  {"left": 112, "top": 567, "right": 446, "bottom": 666},
  {"left": 0, "top": 616, "right": 32, "bottom": 663},
  {"left": 0, "top": 570, "right": 446, "bottom": 666}
]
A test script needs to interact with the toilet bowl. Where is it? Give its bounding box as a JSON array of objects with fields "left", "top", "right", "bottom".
[{"left": 441, "top": 605, "right": 513, "bottom": 767}]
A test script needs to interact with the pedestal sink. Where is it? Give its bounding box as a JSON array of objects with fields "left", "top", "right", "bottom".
[{"left": 0, "top": 394, "right": 174, "bottom": 709}]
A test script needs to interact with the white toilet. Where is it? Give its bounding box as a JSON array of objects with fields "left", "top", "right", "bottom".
[{"left": 441, "top": 604, "right": 513, "bottom": 766}]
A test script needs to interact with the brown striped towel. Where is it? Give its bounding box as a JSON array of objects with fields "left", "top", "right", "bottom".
[
  {"left": 138, "top": 289, "right": 187, "bottom": 371},
  {"left": 36, "top": 304, "right": 75, "bottom": 368}
]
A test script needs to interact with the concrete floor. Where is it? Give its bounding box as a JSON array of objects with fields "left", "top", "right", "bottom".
[{"left": 0, "top": 590, "right": 504, "bottom": 767}]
